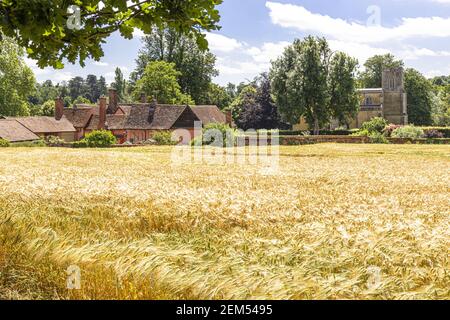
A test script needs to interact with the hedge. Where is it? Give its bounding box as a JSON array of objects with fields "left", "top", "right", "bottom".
[
  {"left": 275, "top": 129, "right": 358, "bottom": 136},
  {"left": 421, "top": 127, "right": 450, "bottom": 138}
]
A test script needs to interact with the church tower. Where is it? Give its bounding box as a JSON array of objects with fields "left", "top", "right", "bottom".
[{"left": 381, "top": 68, "right": 408, "bottom": 125}]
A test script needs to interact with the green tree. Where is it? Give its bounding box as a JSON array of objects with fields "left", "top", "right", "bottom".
[
  {"left": 405, "top": 68, "right": 433, "bottom": 126},
  {"left": 97, "top": 76, "right": 107, "bottom": 99},
  {"left": 203, "top": 83, "right": 232, "bottom": 109},
  {"left": 0, "top": 36, "right": 36, "bottom": 116},
  {"left": 85, "top": 74, "right": 102, "bottom": 103},
  {"left": 41, "top": 100, "right": 55, "bottom": 116},
  {"left": 230, "top": 85, "right": 260, "bottom": 130},
  {"left": 72, "top": 96, "right": 91, "bottom": 106},
  {"left": 112, "top": 68, "right": 125, "bottom": 100},
  {"left": 132, "top": 27, "right": 218, "bottom": 104},
  {"left": 68, "top": 76, "right": 87, "bottom": 101},
  {"left": 360, "top": 54, "right": 404, "bottom": 88},
  {"left": 134, "top": 61, "right": 193, "bottom": 105},
  {"left": 0, "top": 0, "right": 222, "bottom": 68},
  {"left": 271, "top": 36, "right": 358, "bottom": 134},
  {"left": 328, "top": 52, "right": 360, "bottom": 126}
]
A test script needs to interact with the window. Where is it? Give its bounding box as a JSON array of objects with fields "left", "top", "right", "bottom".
[
  {"left": 390, "top": 78, "right": 395, "bottom": 89},
  {"left": 365, "top": 97, "right": 373, "bottom": 105}
]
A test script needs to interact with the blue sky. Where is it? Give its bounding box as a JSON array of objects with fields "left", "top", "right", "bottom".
[{"left": 27, "top": 0, "right": 450, "bottom": 86}]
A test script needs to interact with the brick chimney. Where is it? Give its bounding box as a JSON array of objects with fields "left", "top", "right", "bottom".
[
  {"left": 55, "top": 97, "right": 64, "bottom": 120},
  {"left": 140, "top": 93, "right": 147, "bottom": 103},
  {"left": 98, "top": 96, "right": 107, "bottom": 130},
  {"left": 225, "top": 110, "right": 233, "bottom": 127},
  {"left": 108, "top": 88, "right": 118, "bottom": 114}
]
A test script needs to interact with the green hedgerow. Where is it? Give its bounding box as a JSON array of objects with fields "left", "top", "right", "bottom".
[{"left": 0, "top": 138, "right": 10, "bottom": 147}]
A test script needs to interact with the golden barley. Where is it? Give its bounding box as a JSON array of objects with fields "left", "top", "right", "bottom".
[{"left": 0, "top": 144, "right": 449, "bottom": 300}]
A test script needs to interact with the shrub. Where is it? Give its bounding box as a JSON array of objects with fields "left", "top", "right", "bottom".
[
  {"left": 421, "top": 127, "right": 450, "bottom": 138},
  {"left": 368, "top": 132, "right": 389, "bottom": 144},
  {"left": 423, "top": 129, "right": 444, "bottom": 139},
  {"left": 193, "top": 123, "right": 236, "bottom": 147},
  {"left": 72, "top": 140, "right": 88, "bottom": 148},
  {"left": 351, "top": 129, "right": 370, "bottom": 137},
  {"left": 360, "top": 117, "right": 389, "bottom": 134},
  {"left": 383, "top": 124, "right": 402, "bottom": 137},
  {"left": 152, "top": 131, "right": 178, "bottom": 145},
  {"left": 391, "top": 126, "right": 425, "bottom": 139},
  {"left": 0, "top": 138, "right": 10, "bottom": 147},
  {"left": 10, "top": 140, "right": 46, "bottom": 147},
  {"left": 277, "top": 129, "right": 356, "bottom": 136},
  {"left": 82, "top": 130, "right": 117, "bottom": 148},
  {"left": 44, "top": 135, "right": 66, "bottom": 147}
]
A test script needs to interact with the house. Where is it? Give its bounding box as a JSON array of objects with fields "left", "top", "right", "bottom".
[
  {"left": 294, "top": 68, "right": 409, "bottom": 130},
  {"left": 0, "top": 119, "right": 40, "bottom": 142},
  {"left": 62, "top": 89, "right": 230, "bottom": 144},
  {"left": 14, "top": 116, "right": 76, "bottom": 142}
]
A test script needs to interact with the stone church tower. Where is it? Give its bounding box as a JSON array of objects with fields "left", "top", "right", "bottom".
[{"left": 381, "top": 68, "right": 408, "bottom": 125}]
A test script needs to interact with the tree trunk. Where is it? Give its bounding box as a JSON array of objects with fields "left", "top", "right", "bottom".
[{"left": 313, "top": 117, "right": 320, "bottom": 135}]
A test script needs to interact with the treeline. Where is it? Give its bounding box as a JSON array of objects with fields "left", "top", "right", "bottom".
[{"left": 1, "top": 32, "right": 449, "bottom": 128}]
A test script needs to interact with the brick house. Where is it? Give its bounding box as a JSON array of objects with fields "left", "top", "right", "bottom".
[
  {"left": 3, "top": 100, "right": 77, "bottom": 142},
  {"left": 62, "top": 89, "right": 230, "bottom": 144},
  {"left": 14, "top": 116, "right": 76, "bottom": 142},
  {"left": 0, "top": 119, "right": 40, "bottom": 142}
]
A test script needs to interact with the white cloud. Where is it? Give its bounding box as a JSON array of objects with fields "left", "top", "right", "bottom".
[
  {"left": 328, "top": 40, "right": 390, "bottom": 65},
  {"left": 133, "top": 29, "right": 145, "bottom": 38},
  {"left": 206, "top": 33, "right": 243, "bottom": 52},
  {"left": 266, "top": 1, "right": 450, "bottom": 44},
  {"left": 93, "top": 61, "right": 109, "bottom": 67},
  {"left": 24, "top": 57, "right": 73, "bottom": 81},
  {"left": 246, "top": 41, "right": 290, "bottom": 63}
]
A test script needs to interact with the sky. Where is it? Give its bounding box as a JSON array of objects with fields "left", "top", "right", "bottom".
[{"left": 26, "top": 0, "right": 450, "bottom": 86}]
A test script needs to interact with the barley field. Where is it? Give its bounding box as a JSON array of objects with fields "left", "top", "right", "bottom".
[{"left": 0, "top": 144, "right": 449, "bottom": 300}]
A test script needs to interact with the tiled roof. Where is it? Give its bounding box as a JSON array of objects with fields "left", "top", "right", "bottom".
[
  {"left": 190, "top": 105, "right": 226, "bottom": 125},
  {"left": 65, "top": 103, "right": 214, "bottom": 131},
  {"left": 149, "top": 105, "right": 187, "bottom": 129},
  {"left": 0, "top": 119, "right": 40, "bottom": 142},
  {"left": 14, "top": 116, "right": 76, "bottom": 133},
  {"left": 114, "top": 104, "right": 189, "bottom": 130},
  {"left": 86, "top": 114, "right": 127, "bottom": 130},
  {"left": 63, "top": 108, "right": 94, "bottom": 128}
]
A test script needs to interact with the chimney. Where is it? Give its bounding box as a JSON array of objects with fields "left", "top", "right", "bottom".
[
  {"left": 225, "top": 110, "right": 233, "bottom": 127},
  {"left": 98, "top": 96, "right": 107, "bottom": 130},
  {"left": 140, "top": 93, "right": 147, "bottom": 103},
  {"left": 55, "top": 97, "right": 64, "bottom": 120},
  {"left": 108, "top": 88, "right": 118, "bottom": 114}
]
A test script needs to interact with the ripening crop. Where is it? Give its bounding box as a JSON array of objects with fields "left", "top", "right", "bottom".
[{"left": 0, "top": 144, "right": 449, "bottom": 300}]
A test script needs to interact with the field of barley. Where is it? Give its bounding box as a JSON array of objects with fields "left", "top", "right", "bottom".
[{"left": 0, "top": 144, "right": 449, "bottom": 300}]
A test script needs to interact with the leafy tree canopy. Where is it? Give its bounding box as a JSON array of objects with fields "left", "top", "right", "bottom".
[
  {"left": 230, "top": 73, "right": 280, "bottom": 130},
  {"left": 0, "top": 36, "right": 36, "bottom": 116},
  {"left": 203, "top": 83, "right": 232, "bottom": 110},
  {"left": 132, "top": 26, "right": 218, "bottom": 104},
  {"left": 134, "top": 60, "right": 194, "bottom": 105},
  {"left": 270, "top": 36, "right": 359, "bottom": 134},
  {"left": 0, "top": 0, "right": 222, "bottom": 68},
  {"left": 405, "top": 68, "right": 433, "bottom": 126},
  {"left": 360, "top": 54, "right": 404, "bottom": 88}
]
